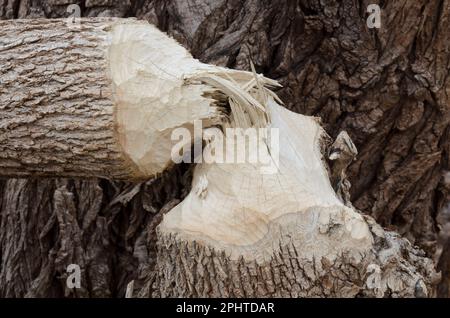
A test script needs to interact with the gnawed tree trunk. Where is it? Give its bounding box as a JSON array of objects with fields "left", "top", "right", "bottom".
[
  {"left": 0, "top": 18, "right": 439, "bottom": 298},
  {"left": 0, "top": 0, "right": 448, "bottom": 297},
  {"left": 148, "top": 101, "right": 437, "bottom": 298}
]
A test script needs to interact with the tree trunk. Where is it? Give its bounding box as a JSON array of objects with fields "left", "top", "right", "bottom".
[{"left": 0, "top": 0, "right": 448, "bottom": 297}]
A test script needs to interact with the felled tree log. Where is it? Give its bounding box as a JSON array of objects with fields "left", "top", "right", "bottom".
[
  {"left": 0, "top": 18, "right": 226, "bottom": 179},
  {"left": 0, "top": 18, "right": 439, "bottom": 297}
]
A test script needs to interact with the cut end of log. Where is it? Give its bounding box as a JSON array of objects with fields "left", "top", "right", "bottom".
[
  {"left": 109, "top": 20, "right": 281, "bottom": 178},
  {"left": 109, "top": 20, "right": 217, "bottom": 177}
]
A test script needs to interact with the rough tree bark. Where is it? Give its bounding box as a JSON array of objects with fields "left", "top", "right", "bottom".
[
  {"left": 0, "top": 19, "right": 145, "bottom": 180},
  {"left": 0, "top": 0, "right": 449, "bottom": 297}
]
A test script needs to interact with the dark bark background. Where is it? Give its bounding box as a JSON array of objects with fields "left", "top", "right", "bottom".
[{"left": 0, "top": 0, "right": 449, "bottom": 297}]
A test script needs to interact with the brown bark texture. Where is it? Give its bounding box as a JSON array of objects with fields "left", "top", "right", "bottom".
[
  {"left": 149, "top": 219, "right": 437, "bottom": 298},
  {"left": 0, "top": 0, "right": 449, "bottom": 297},
  {"left": 0, "top": 19, "right": 144, "bottom": 180}
]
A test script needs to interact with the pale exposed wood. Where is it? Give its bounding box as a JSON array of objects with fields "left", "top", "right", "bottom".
[{"left": 160, "top": 99, "right": 373, "bottom": 261}]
